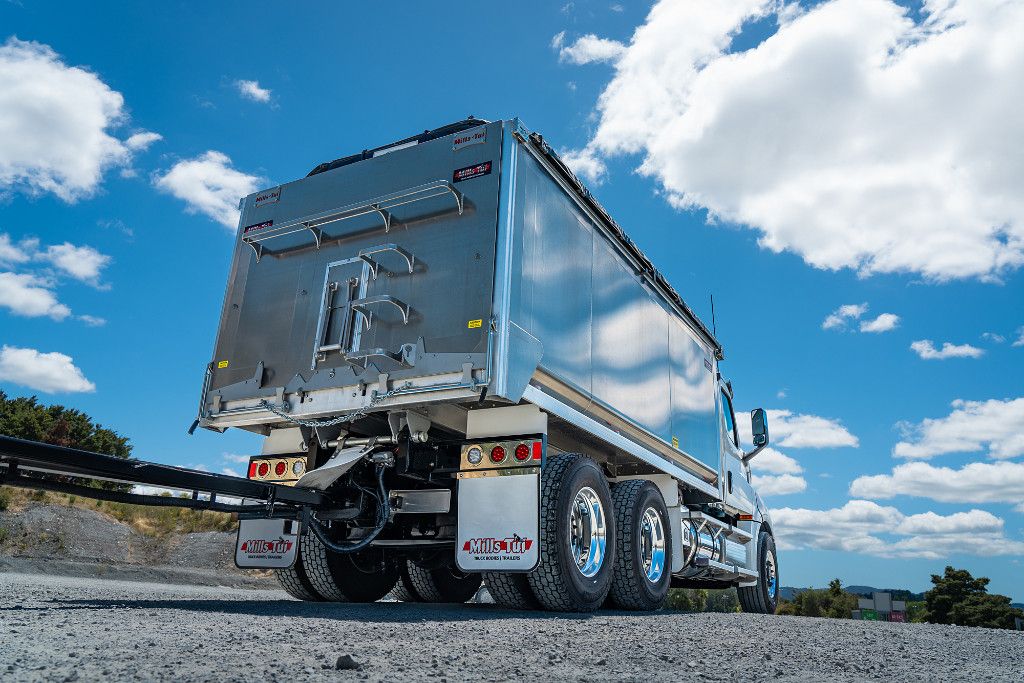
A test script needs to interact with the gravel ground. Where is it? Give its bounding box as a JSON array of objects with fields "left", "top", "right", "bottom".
[{"left": 1, "top": 572, "right": 1021, "bottom": 682}]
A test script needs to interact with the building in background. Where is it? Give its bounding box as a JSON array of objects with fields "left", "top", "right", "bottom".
[{"left": 851, "top": 593, "right": 906, "bottom": 622}]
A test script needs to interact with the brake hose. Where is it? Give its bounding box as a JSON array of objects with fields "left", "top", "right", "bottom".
[{"left": 301, "top": 464, "right": 389, "bottom": 554}]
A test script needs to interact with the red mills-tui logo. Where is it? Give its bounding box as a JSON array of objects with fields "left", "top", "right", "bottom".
[
  {"left": 462, "top": 534, "right": 534, "bottom": 555},
  {"left": 240, "top": 538, "right": 293, "bottom": 554}
]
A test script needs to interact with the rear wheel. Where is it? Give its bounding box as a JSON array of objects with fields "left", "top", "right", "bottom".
[
  {"left": 388, "top": 562, "right": 423, "bottom": 602},
  {"left": 527, "top": 454, "right": 615, "bottom": 612},
  {"left": 608, "top": 480, "right": 672, "bottom": 610},
  {"left": 299, "top": 532, "right": 399, "bottom": 602},
  {"left": 738, "top": 530, "right": 778, "bottom": 614},
  {"left": 405, "top": 560, "right": 482, "bottom": 603},
  {"left": 483, "top": 571, "right": 539, "bottom": 610},
  {"left": 276, "top": 557, "right": 322, "bottom": 601}
]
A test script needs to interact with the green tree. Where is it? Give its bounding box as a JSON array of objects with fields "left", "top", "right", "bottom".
[
  {"left": 924, "top": 566, "right": 1023, "bottom": 629},
  {"left": 0, "top": 391, "right": 133, "bottom": 491},
  {"left": 775, "top": 579, "right": 857, "bottom": 618}
]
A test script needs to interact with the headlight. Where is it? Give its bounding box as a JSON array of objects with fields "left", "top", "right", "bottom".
[{"left": 466, "top": 446, "right": 483, "bottom": 465}]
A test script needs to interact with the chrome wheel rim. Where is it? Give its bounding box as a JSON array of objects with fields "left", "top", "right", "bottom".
[
  {"left": 640, "top": 506, "right": 666, "bottom": 583},
  {"left": 764, "top": 549, "right": 777, "bottom": 599},
  {"left": 569, "top": 486, "right": 607, "bottom": 578}
]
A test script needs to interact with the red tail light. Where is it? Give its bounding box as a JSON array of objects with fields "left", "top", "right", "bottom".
[
  {"left": 257, "top": 462, "right": 270, "bottom": 478},
  {"left": 532, "top": 441, "right": 543, "bottom": 460},
  {"left": 490, "top": 445, "right": 506, "bottom": 463},
  {"left": 274, "top": 461, "right": 287, "bottom": 477},
  {"left": 248, "top": 461, "right": 258, "bottom": 478},
  {"left": 514, "top": 443, "right": 530, "bottom": 461}
]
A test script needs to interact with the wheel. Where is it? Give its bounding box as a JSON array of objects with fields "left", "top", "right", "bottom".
[
  {"left": 483, "top": 571, "right": 540, "bottom": 610},
  {"left": 608, "top": 480, "right": 672, "bottom": 610},
  {"left": 405, "top": 560, "right": 482, "bottom": 603},
  {"left": 527, "top": 453, "right": 615, "bottom": 612},
  {"left": 388, "top": 562, "right": 423, "bottom": 602},
  {"left": 276, "top": 557, "right": 323, "bottom": 601},
  {"left": 738, "top": 530, "right": 778, "bottom": 614},
  {"left": 300, "top": 532, "right": 399, "bottom": 602}
]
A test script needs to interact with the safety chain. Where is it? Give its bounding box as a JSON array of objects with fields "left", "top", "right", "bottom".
[{"left": 258, "top": 388, "right": 401, "bottom": 428}]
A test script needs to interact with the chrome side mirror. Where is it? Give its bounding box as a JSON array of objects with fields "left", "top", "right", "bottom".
[{"left": 743, "top": 408, "right": 769, "bottom": 463}]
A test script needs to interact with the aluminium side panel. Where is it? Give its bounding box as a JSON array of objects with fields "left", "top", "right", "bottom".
[{"left": 499, "top": 130, "right": 719, "bottom": 477}]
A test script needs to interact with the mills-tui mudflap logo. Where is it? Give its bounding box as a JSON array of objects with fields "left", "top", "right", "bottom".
[{"left": 235, "top": 518, "right": 299, "bottom": 569}]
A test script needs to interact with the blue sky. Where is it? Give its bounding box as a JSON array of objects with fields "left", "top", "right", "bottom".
[{"left": 1, "top": 1, "right": 1022, "bottom": 599}]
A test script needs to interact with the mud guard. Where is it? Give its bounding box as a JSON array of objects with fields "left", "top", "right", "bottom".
[{"left": 455, "top": 467, "right": 540, "bottom": 572}]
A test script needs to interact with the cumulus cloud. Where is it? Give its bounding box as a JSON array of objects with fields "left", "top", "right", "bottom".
[
  {"left": 910, "top": 339, "right": 984, "bottom": 360},
  {"left": 0, "top": 38, "right": 154, "bottom": 201},
  {"left": 0, "top": 234, "right": 36, "bottom": 265},
  {"left": 563, "top": 0, "right": 1024, "bottom": 281},
  {"left": 751, "top": 473, "right": 807, "bottom": 496},
  {"left": 1013, "top": 327, "right": 1024, "bottom": 348},
  {"left": 235, "top": 79, "right": 271, "bottom": 103},
  {"left": 0, "top": 345, "right": 95, "bottom": 393},
  {"left": 154, "top": 151, "right": 264, "bottom": 229},
  {"left": 893, "top": 398, "right": 1024, "bottom": 460},
  {"left": 774, "top": 499, "right": 1024, "bottom": 559},
  {"left": 750, "top": 447, "right": 803, "bottom": 475},
  {"left": 764, "top": 409, "right": 858, "bottom": 449},
  {"left": 43, "top": 242, "right": 111, "bottom": 286},
  {"left": 822, "top": 303, "right": 868, "bottom": 330},
  {"left": 558, "top": 34, "right": 628, "bottom": 64},
  {"left": 850, "top": 460, "right": 1024, "bottom": 505},
  {"left": 77, "top": 314, "right": 106, "bottom": 327},
  {"left": 981, "top": 332, "right": 1005, "bottom": 344},
  {"left": 859, "top": 313, "right": 900, "bottom": 333},
  {"left": 124, "top": 131, "right": 162, "bottom": 151},
  {"left": 0, "top": 272, "right": 71, "bottom": 320}
]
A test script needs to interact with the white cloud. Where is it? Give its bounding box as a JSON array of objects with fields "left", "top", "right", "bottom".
[
  {"left": 77, "top": 314, "right": 106, "bottom": 327},
  {"left": 43, "top": 242, "right": 111, "bottom": 286},
  {"left": 910, "top": 339, "right": 984, "bottom": 360},
  {"left": 822, "top": 303, "right": 867, "bottom": 330},
  {"left": 850, "top": 460, "right": 1024, "bottom": 505},
  {"left": 551, "top": 31, "right": 566, "bottom": 50},
  {"left": 565, "top": 0, "right": 1024, "bottom": 281},
  {"left": 981, "top": 331, "right": 1005, "bottom": 344},
  {"left": 0, "top": 38, "right": 151, "bottom": 201},
  {"left": 859, "top": 313, "right": 900, "bottom": 333},
  {"left": 774, "top": 499, "right": 1024, "bottom": 559},
  {"left": 1013, "top": 327, "right": 1024, "bottom": 348},
  {"left": 222, "top": 453, "right": 251, "bottom": 464},
  {"left": 0, "top": 272, "right": 71, "bottom": 320},
  {"left": 0, "top": 234, "right": 36, "bottom": 265},
  {"left": 559, "top": 34, "right": 628, "bottom": 65},
  {"left": 154, "top": 151, "right": 264, "bottom": 229},
  {"left": 893, "top": 398, "right": 1024, "bottom": 460},
  {"left": 765, "top": 409, "right": 858, "bottom": 448},
  {"left": 561, "top": 147, "right": 607, "bottom": 183},
  {"left": 750, "top": 446, "right": 803, "bottom": 475},
  {"left": 0, "top": 345, "right": 95, "bottom": 393},
  {"left": 235, "top": 79, "right": 271, "bottom": 103},
  {"left": 751, "top": 473, "right": 807, "bottom": 496},
  {"left": 124, "top": 131, "right": 162, "bottom": 151}
]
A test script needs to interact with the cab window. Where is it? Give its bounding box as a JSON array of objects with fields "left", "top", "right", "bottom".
[{"left": 721, "top": 390, "right": 738, "bottom": 448}]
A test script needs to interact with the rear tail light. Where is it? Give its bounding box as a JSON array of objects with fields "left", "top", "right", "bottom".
[
  {"left": 274, "top": 461, "right": 287, "bottom": 476},
  {"left": 257, "top": 462, "right": 270, "bottom": 478},
  {"left": 514, "top": 443, "right": 530, "bottom": 461},
  {"left": 248, "top": 461, "right": 258, "bottom": 478},
  {"left": 490, "top": 445, "right": 506, "bottom": 463},
  {"left": 532, "top": 441, "right": 543, "bottom": 460}
]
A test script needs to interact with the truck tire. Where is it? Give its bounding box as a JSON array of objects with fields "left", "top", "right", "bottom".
[
  {"left": 483, "top": 572, "right": 540, "bottom": 610},
  {"left": 388, "top": 563, "right": 423, "bottom": 602},
  {"left": 276, "top": 558, "right": 323, "bottom": 601},
  {"left": 301, "top": 533, "right": 398, "bottom": 602},
  {"left": 527, "top": 453, "right": 615, "bottom": 612},
  {"left": 738, "top": 530, "right": 778, "bottom": 614},
  {"left": 405, "top": 560, "right": 482, "bottom": 603},
  {"left": 608, "top": 480, "right": 672, "bottom": 610}
]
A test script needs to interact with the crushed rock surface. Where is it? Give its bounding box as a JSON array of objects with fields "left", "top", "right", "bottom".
[{"left": 1, "top": 572, "right": 1021, "bottom": 682}]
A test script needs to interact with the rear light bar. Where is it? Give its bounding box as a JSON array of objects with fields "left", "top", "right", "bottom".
[
  {"left": 247, "top": 455, "right": 308, "bottom": 486},
  {"left": 461, "top": 438, "right": 544, "bottom": 470}
]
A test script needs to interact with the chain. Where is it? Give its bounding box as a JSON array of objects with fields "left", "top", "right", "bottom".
[{"left": 258, "top": 387, "right": 401, "bottom": 428}]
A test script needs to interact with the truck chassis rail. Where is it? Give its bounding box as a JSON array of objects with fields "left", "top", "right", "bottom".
[{"left": 0, "top": 435, "right": 325, "bottom": 517}]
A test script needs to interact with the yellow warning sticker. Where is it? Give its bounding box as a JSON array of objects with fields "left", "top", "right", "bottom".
[
  {"left": 467, "top": 319, "right": 483, "bottom": 329},
  {"left": 671, "top": 436, "right": 680, "bottom": 449},
  {"left": 217, "top": 360, "right": 229, "bottom": 369}
]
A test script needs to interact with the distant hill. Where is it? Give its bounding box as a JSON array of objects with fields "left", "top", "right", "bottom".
[{"left": 779, "top": 585, "right": 926, "bottom": 602}]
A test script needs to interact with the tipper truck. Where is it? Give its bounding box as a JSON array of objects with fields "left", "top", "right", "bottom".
[{"left": 0, "top": 118, "right": 778, "bottom": 614}]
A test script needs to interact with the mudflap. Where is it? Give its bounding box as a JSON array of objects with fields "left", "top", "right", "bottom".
[
  {"left": 456, "top": 467, "right": 539, "bottom": 572},
  {"left": 235, "top": 518, "right": 300, "bottom": 569}
]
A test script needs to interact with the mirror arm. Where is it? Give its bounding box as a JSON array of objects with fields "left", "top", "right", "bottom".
[{"left": 742, "top": 442, "right": 766, "bottom": 464}]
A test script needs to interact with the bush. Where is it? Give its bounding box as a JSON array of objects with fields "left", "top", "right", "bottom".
[
  {"left": 0, "top": 487, "right": 11, "bottom": 511},
  {"left": 776, "top": 579, "right": 857, "bottom": 618},
  {"left": 924, "top": 566, "right": 1024, "bottom": 630},
  {"left": 667, "top": 588, "right": 740, "bottom": 612}
]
